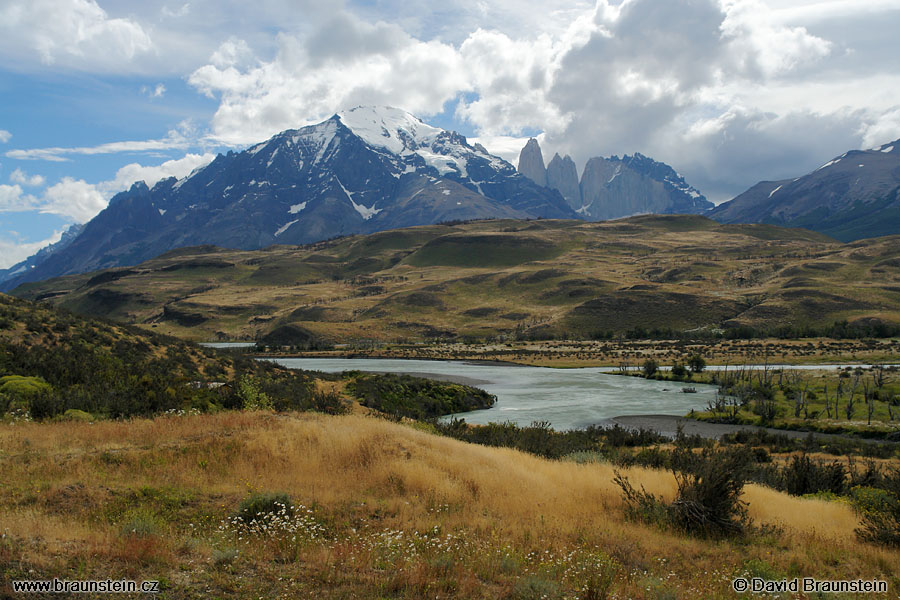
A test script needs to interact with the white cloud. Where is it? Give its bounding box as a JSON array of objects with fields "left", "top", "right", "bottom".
[
  {"left": 0, "top": 0, "right": 153, "bottom": 72},
  {"left": 9, "top": 168, "right": 45, "bottom": 187},
  {"left": 859, "top": 107, "right": 900, "bottom": 150},
  {"left": 772, "top": 0, "right": 900, "bottom": 24},
  {"left": 142, "top": 83, "right": 167, "bottom": 98},
  {"left": 188, "top": 15, "right": 471, "bottom": 145},
  {"left": 0, "top": 229, "right": 65, "bottom": 270},
  {"left": 41, "top": 177, "right": 108, "bottom": 222},
  {"left": 470, "top": 134, "right": 536, "bottom": 166},
  {"left": 161, "top": 3, "right": 191, "bottom": 19},
  {"left": 3, "top": 152, "right": 217, "bottom": 227},
  {"left": 0, "top": 131, "right": 11, "bottom": 143},
  {"left": 105, "top": 152, "right": 216, "bottom": 191},
  {"left": 5, "top": 126, "right": 193, "bottom": 161},
  {"left": 0, "top": 184, "right": 37, "bottom": 212}
]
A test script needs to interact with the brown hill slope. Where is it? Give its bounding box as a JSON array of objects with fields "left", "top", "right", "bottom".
[
  {"left": 12, "top": 215, "right": 900, "bottom": 342},
  {"left": 1, "top": 411, "right": 892, "bottom": 598}
]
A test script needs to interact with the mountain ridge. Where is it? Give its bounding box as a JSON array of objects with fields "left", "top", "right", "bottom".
[
  {"left": 710, "top": 139, "right": 900, "bottom": 241},
  {"left": 0, "top": 107, "right": 574, "bottom": 292}
]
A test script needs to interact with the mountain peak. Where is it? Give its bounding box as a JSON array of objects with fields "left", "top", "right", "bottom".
[
  {"left": 336, "top": 106, "right": 442, "bottom": 155},
  {"left": 517, "top": 137, "right": 547, "bottom": 187}
]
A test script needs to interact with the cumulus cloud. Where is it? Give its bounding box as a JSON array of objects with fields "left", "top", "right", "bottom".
[
  {"left": 104, "top": 152, "right": 216, "bottom": 191},
  {"left": 2, "top": 153, "right": 215, "bottom": 226},
  {"left": 179, "top": 0, "right": 896, "bottom": 202},
  {"left": 41, "top": 177, "right": 108, "bottom": 222},
  {"left": 188, "top": 14, "right": 471, "bottom": 144},
  {"left": 0, "top": 0, "right": 153, "bottom": 72},
  {"left": 0, "top": 184, "right": 37, "bottom": 212},
  {"left": 859, "top": 107, "right": 900, "bottom": 149},
  {"left": 9, "top": 169, "right": 45, "bottom": 187},
  {"left": 0, "top": 131, "right": 11, "bottom": 143}
]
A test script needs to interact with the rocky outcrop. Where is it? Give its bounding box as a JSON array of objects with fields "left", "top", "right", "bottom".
[
  {"left": 579, "top": 157, "right": 671, "bottom": 220},
  {"left": 517, "top": 138, "right": 547, "bottom": 187},
  {"left": 516, "top": 140, "right": 712, "bottom": 222},
  {"left": 546, "top": 153, "right": 581, "bottom": 210}
]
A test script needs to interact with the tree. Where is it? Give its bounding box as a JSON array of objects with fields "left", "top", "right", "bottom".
[
  {"left": 688, "top": 354, "right": 706, "bottom": 374},
  {"left": 643, "top": 359, "right": 659, "bottom": 378}
]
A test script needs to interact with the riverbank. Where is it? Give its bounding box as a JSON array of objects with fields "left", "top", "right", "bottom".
[
  {"left": 606, "top": 414, "right": 898, "bottom": 444},
  {"left": 252, "top": 336, "right": 900, "bottom": 368}
]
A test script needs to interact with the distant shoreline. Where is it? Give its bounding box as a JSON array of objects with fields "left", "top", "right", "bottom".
[{"left": 607, "top": 414, "right": 896, "bottom": 443}]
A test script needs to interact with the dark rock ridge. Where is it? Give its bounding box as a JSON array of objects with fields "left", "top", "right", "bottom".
[
  {"left": 709, "top": 140, "right": 900, "bottom": 242},
  {"left": 516, "top": 139, "right": 712, "bottom": 220},
  {"left": 3, "top": 107, "right": 574, "bottom": 291}
]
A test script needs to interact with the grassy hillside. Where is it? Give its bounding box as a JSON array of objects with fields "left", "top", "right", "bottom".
[
  {"left": 0, "top": 293, "right": 493, "bottom": 422},
  {"left": 12, "top": 215, "right": 900, "bottom": 344},
  {"left": 2, "top": 411, "right": 897, "bottom": 599}
]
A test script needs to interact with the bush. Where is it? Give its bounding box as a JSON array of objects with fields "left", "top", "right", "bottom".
[
  {"left": 782, "top": 454, "right": 846, "bottom": 496},
  {"left": 668, "top": 447, "right": 751, "bottom": 536},
  {"left": 236, "top": 492, "right": 293, "bottom": 523},
  {"left": 120, "top": 513, "right": 163, "bottom": 538},
  {"left": 642, "top": 359, "right": 659, "bottom": 378},
  {"left": 615, "top": 448, "right": 752, "bottom": 537},
  {"left": 852, "top": 485, "right": 900, "bottom": 546}
]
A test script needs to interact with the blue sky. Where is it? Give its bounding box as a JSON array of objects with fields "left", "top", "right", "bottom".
[{"left": 2, "top": 0, "right": 900, "bottom": 267}]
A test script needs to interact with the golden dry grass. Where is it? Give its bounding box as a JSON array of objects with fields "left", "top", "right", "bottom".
[{"left": 1, "top": 412, "right": 898, "bottom": 598}]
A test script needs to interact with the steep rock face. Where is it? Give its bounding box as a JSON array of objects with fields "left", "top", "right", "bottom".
[
  {"left": 517, "top": 138, "right": 547, "bottom": 187},
  {"left": 577, "top": 154, "right": 711, "bottom": 221},
  {"left": 546, "top": 153, "right": 581, "bottom": 210},
  {"left": 4, "top": 107, "right": 574, "bottom": 291},
  {"left": 579, "top": 157, "right": 670, "bottom": 220},
  {"left": 710, "top": 140, "right": 900, "bottom": 242},
  {"left": 515, "top": 140, "right": 711, "bottom": 222}
]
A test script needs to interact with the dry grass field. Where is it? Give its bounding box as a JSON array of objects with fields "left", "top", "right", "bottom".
[
  {"left": 2, "top": 411, "right": 898, "bottom": 598},
  {"left": 14, "top": 216, "right": 900, "bottom": 346}
]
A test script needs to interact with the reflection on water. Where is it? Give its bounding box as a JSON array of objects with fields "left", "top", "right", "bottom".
[{"left": 271, "top": 358, "right": 714, "bottom": 430}]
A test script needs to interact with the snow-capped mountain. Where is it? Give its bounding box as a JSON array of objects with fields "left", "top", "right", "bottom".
[
  {"left": 516, "top": 139, "right": 712, "bottom": 220},
  {"left": 2, "top": 107, "right": 574, "bottom": 291},
  {"left": 709, "top": 140, "right": 900, "bottom": 241}
]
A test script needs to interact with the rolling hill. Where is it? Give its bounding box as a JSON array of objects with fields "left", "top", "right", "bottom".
[{"left": 12, "top": 215, "right": 900, "bottom": 343}]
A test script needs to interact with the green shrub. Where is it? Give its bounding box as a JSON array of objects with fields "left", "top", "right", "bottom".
[
  {"left": 513, "top": 574, "right": 561, "bottom": 600},
  {"left": 236, "top": 492, "right": 293, "bottom": 522},
  {"left": 852, "top": 485, "right": 900, "bottom": 546},
  {"left": 212, "top": 547, "right": 240, "bottom": 569},
  {"left": 642, "top": 359, "right": 659, "bottom": 378},
  {"left": 236, "top": 375, "right": 273, "bottom": 411},
  {"left": 120, "top": 513, "right": 163, "bottom": 538},
  {"left": 61, "top": 408, "right": 94, "bottom": 422},
  {"left": 0, "top": 375, "right": 52, "bottom": 398}
]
